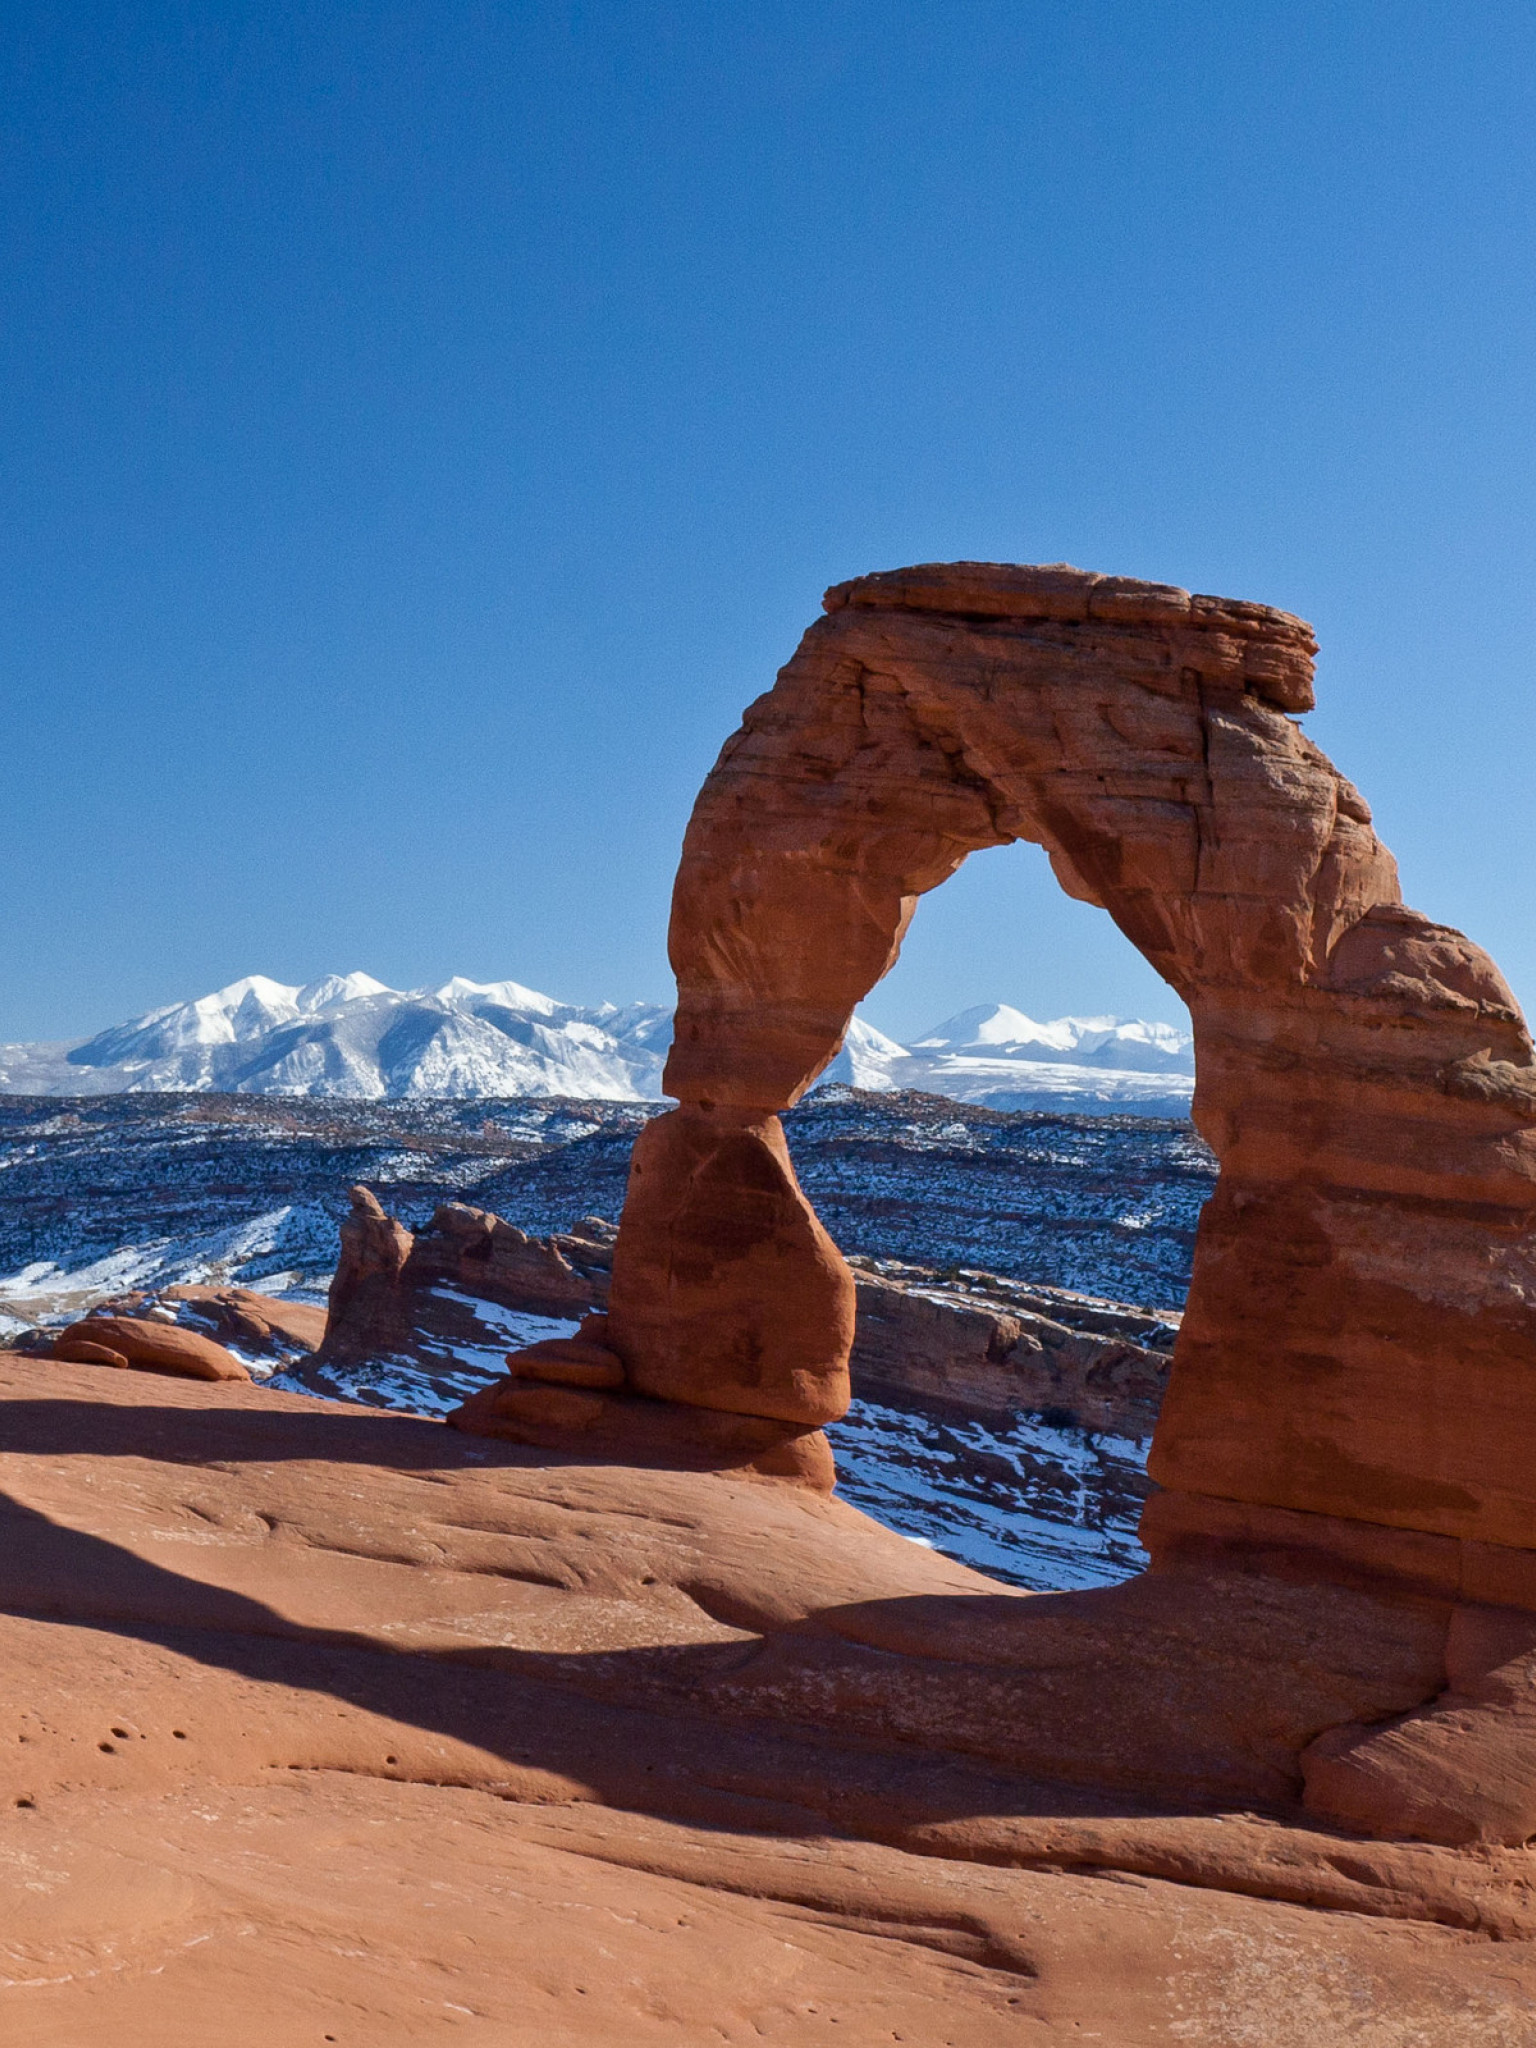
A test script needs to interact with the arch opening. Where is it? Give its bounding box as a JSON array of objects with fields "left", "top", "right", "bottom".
[{"left": 847, "top": 834, "right": 1195, "bottom": 1124}]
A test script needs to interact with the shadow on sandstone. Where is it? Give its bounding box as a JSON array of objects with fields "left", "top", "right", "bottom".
[
  {"left": 0, "top": 1391, "right": 504, "bottom": 1471},
  {"left": 0, "top": 1400, "right": 1461, "bottom": 1834},
  {"left": 0, "top": 1480, "right": 1170, "bottom": 1826}
]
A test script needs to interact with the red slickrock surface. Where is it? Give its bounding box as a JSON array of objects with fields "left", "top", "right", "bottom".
[{"left": 4, "top": 1355, "right": 1536, "bottom": 2043}]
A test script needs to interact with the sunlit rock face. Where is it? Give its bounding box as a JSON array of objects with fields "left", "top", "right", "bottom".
[{"left": 613, "top": 560, "right": 1536, "bottom": 1585}]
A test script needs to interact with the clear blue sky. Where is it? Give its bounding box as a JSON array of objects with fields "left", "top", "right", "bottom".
[{"left": 3, "top": 1, "right": 1533, "bottom": 1045}]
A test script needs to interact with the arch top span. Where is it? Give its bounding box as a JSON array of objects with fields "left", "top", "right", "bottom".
[
  {"left": 665, "top": 560, "right": 1395, "bottom": 1116},
  {"left": 608, "top": 558, "right": 1536, "bottom": 1584}
]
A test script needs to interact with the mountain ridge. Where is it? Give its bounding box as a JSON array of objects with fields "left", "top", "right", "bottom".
[{"left": 0, "top": 975, "right": 1195, "bottom": 1115}]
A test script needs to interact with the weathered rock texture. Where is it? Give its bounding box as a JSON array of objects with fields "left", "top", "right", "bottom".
[
  {"left": 604, "top": 560, "right": 1536, "bottom": 1561},
  {"left": 321, "top": 1190, "right": 616, "bottom": 1366},
  {"left": 847, "top": 1256, "right": 1176, "bottom": 1434},
  {"left": 606, "top": 1109, "right": 854, "bottom": 1423}
]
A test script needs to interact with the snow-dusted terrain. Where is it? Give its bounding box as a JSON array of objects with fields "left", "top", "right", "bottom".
[
  {"left": 0, "top": 1089, "right": 1213, "bottom": 1590},
  {"left": 0, "top": 974, "right": 1195, "bottom": 1115}
]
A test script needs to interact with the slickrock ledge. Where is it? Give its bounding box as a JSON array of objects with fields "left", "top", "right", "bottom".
[{"left": 5, "top": 1354, "right": 1536, "bottom": 2043}]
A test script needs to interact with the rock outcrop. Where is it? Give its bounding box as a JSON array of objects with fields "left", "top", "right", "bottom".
[
  {"left": 847, "top": 1257, "right": 1176, "bottom": 1434},
  {"left": 322, "top": 1184, "right": 416, "bottom": 1354},
  {"left": 164, "top": 1284, "right": 327, "bottom": 1357},
  {"left": 320, "top": 1190, "right": 615, "bottom": 1366},
  {"left": 51, "top": 1313, "right": 250, "bottom": 1382},
  {"left": 454, "top": 559, "right": 1536, "bottom": 1846}
]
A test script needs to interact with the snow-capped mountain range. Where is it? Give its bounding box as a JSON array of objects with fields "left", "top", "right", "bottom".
[{"left": 0, "top": 976, "right": 1195, "bottom": 1116}]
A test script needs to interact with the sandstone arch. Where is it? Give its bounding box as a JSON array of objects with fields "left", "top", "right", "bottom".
[{"left": 606, "top": 561, "right": 1536, "bottom": 1604}]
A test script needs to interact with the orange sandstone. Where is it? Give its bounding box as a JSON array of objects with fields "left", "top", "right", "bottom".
[
  {"left": 52, "top": 1314, "right": 250, "bottom": 1383},
  {"left": 612, "top": 563, "right": 1536, "bottom": 1577}
]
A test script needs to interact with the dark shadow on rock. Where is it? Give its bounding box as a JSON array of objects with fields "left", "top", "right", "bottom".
[
  {"left": 0, "top": 1393, "right": 514, "bottom": 1471},
  {"left": 0, "top": 1484, "right": 1165, "bottom": 1843},
  {"left": 0, "top": 1438, "right": 1449, "bottom": 1836}
]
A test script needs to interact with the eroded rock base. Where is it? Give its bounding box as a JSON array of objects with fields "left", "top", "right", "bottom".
[{"left": 449, "top": 1374, "right": 837, "bottom": 1490}]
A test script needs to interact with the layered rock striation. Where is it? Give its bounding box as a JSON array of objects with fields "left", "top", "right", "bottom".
[{"left": 846, "top": 1257, "right": 1176, "bottom": 1435}]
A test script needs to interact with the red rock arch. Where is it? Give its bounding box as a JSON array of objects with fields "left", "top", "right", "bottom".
[{"left": 607, "top": 562, "right": 1536, "bottom": 1595}]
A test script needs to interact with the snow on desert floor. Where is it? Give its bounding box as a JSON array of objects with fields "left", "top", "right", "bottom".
[{"left": 0, "top": 1088, "right": 1214, "bottom": 1591}]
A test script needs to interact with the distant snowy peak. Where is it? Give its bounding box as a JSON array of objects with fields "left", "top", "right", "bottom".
[
  {"left": 852, "top": 1000, "right": 1195, "bottom": 1114},
  {"left": 297, "top": 972, "right": 395, "bottom": 1013},
  {"left": 74, "top": 972, "right": 401, "bottom": 1070},
  {"left": 913, "top": 1004, "right": 1193, "bottom": 1075},
  {"left": 0, "top": 977, "right": 1195, "bottom": 1116},
  {"left": 5, "top": 973, "right": 673, "bottom": 1103},
  {"left": 817, "top": 1017, "right": 914, "bottom": 1091},
  {"left": 433, "top": 976, "right": 561, "bottom": 1016}
]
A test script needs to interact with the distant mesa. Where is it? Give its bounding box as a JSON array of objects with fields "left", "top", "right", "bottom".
[{"left": 0, "top": 975, "right": 1194, "bottom": 1114}]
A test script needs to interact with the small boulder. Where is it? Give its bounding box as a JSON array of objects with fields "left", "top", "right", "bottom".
[
  {"left": 506, "top": 1337, "right": 626, "bottom": 1390},
  {"left": 54, "top": 1316, "right": 250, "bottom": 1384},
  {"left": 51, "top": 1337, "right": 131, "bottom": 1369}
]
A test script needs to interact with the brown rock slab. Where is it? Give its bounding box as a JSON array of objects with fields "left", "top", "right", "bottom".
[
  {"left": 50, "top": 1336, "right": 131, "bottom": 1369},
  {"left": 507, "top": 1335, "right": 627, "bottom": 1388},
  {"left": 404, "top": 1197, "right": 614, "bottom": 1317},
  {"left": 163, "top": 1284, "right": 327, "bottom": 1354},
  {"left": 477, "top": 1382, "right": 612, "bottom": 1429},
  {"left": 53, "top": 1316, "right": 250, "bottom": 1383},
  {"left": 849, "top": 1261, "right": 1174, "bottom": 1432}
]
